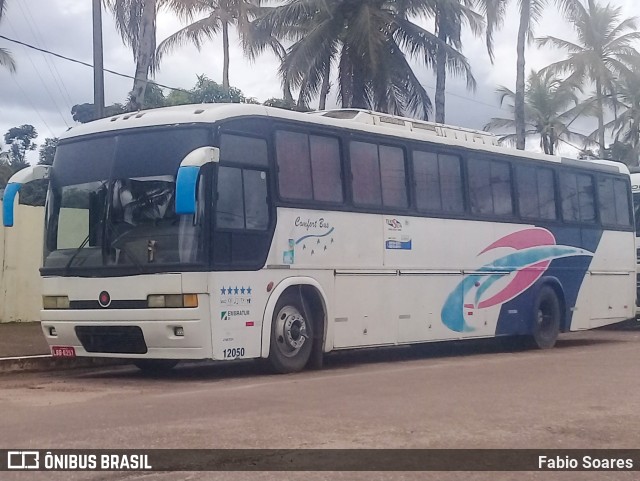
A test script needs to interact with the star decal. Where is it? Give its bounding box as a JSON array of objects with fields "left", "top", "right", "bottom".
[
  {"left": 247, "top": 287, "right": 252, "bottom": 295},
  {"left": 234, "top": 286, "right": 239, "bottom": 295},
  {"left": 240, "top": 287, "right": 246, "bottom": 294},
  {"left": 220, "top": 287, "right": 227, "bottom": 295}
]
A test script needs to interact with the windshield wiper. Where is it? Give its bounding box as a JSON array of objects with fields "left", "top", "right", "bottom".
[{"left": 64, "top": 234, "right": 91, "bottom": 273}]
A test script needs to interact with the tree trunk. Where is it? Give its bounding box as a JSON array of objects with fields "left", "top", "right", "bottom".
[
  {"left": 297, "top": 77, "right": 309, "bottom": 109},
  {"left": 595, "top": 77, "right": 606, "bottom": 154},
  {"left": 222, "top": 21, "right": 230, "bottom": 90},
  {"left": 319, "top": 61, "right": 331, "bottom": 110},
  {"left": 435, "top": 17, "right": 447, "bottom": 124},
  {"left": 515, "top": 2, "right": 528, "bottom": 150},
  {"left": 129, "top": 0, "right": 156, "bottom": 111}
]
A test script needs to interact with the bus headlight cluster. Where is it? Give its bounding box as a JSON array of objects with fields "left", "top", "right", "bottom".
[
  {"left": 43, "top": 296, "right": 70, "bottom": 309},
  {"left": 147, "top": 294, "right": 198, "bottom": 308}
]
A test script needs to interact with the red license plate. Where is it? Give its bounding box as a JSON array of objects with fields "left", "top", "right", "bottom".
[{"left": 51, "top": 346, "right": 76, "bottom": 358}]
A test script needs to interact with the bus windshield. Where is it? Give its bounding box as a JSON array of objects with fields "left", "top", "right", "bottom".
[{"left": 43, "top": 127, "right": 210, "bottom": 274}]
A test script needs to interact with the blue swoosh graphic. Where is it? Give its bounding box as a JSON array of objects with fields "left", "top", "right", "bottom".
[
  {"left": 441, "top": 245, "right": 593, "bottom": 333},
  {"left": 295, "top": 227, "right": 335, "bottom": 245}
]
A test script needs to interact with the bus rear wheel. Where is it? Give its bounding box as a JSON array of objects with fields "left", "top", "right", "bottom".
[
  {"left": 269, "top": 292, "right": 312, "bottom": 373},
  {"left": 531, "top": 286, "right": 561, "bottom": 349},
  {"left": 133, "top": 359, "right": 179, "bottom": 372}
]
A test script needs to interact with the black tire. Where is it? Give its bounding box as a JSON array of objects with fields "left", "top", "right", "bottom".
[
  {"left": 269, "top": 291, "right": 313, "bottom": 374},
  {"left": 531, "top": 286, "right": 561, "bottom": 349},
  {"left": 133, "top": 359, "right": 179, "bottom": 372}
]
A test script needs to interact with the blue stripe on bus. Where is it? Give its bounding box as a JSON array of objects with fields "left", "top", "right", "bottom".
[
  {"left": 175, "top": 166, "right": 200, "bottom": 215},
  {"left": 2, "top": 182, "right": 22, "bottom": 227}
]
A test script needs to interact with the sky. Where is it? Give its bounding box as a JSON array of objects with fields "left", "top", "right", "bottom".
[{"left": 0, "top": 0, "right": 638, "bottom": 164}]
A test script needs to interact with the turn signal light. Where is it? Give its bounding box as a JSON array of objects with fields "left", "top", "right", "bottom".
[
  {"left": 147, "top": 294, "right": 198, "bottom": 308},
  {"left": 43, "top": 296, "right": 70, "bottom": 309}
]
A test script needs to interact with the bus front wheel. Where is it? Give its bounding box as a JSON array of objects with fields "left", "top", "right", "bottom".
[
  {"left": 269, "top": 291, "right": 313, "bottom": 373},
  {"left": 531, "top": 286, "right": 561, "bottom": 349}
]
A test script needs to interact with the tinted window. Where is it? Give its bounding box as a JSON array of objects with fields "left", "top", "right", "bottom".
[
  {"left": 561, "top": 172, "right": 595, "bottom": 222},
  {"left": 380, "top": 146, "right": 407, "bottom": 208},
  {"left": 517, "top": 165, "right": 557, "bottom": 220},
  {"left": 577, "top": 173, "right": 595, "bottom": 222},
  {"left": 216, "top": 167, "right": 244, "bottom": 229},
  {"left": 276, "top": 131, "right": 343, "bottom": 203},
  {"left": 350, "top": 141, "right": 381, "bottom": 206},
  {"left": 276, "top": 130, "right": 312, "bottom": 200},
  {"left": 220, "top": 134, "right": 268, "bottom": 166},
  {"left": 468, "top": 159, "right": 493, "bottom": 215},
  {"left": 614, "top": 179, "right": 631, "bottom": 227},
  {"left": 599, "top": 176, "right": 632, "bottom": 227},
  {"left": 309, "top": 135, "right": 343, "bottom": 202},
  {"left": 491, "top": 161, "right": 513, "bottom": 216},
  {"left": 216, "top": 167, "right": 269, "bottom": 230},
  {"left": 468, "top": 158, "right": 512, "bottom": 216},
  {"left": 413, "top": 151, "right": 463, "bottom": 213}
]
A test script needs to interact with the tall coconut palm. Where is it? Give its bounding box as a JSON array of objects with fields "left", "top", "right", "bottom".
[
  {"left": 0, "top": 0, "right": 16, "bottom": 72},
  {"left": 605, "top": 68, "right": 640, "bottom": 163},
  {"left": 157, "top": 0, "right": 270, "bottom": 92},
  {"left": 537, "top": 0, "right": 640, "bottom": 154},
  {"left": 432, "top": 0, "right": 508, "bottom": 123},
  {"left": 104, "top": 0, "right": 161, "bottom": 110},
  {"left": 484, "top": 69, "right": 592, "bottom": 155},
  {"left": 259, "top": 0, "right": 475, "bottom": 120},
  {"left": 513, "top": 0, "right": 577, "bottom": 150}
]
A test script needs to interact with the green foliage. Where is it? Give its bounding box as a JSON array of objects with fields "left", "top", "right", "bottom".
[
  {"left": 4, "top": 124, "right": 37, "bottom": 170},
  {"left": 263, "top": 98, "right": 310, "bottom": 112},
  {"left": 71, "top": 103, "right": 128, "bottom": 123},
  {"left": 165, "top": 75, "right": 254, "bottom": 106},
  {"left": 38, "top": 138, "right": 58, "bottom": 166}
]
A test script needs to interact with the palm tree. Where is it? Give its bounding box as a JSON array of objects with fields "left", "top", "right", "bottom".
[
  {"left": 104, "top": 0, "right": 161, "bottom": 110},
  {"left": 157, "top": 0, "right": 269, "bottom": 92},
  {"left": 259, "top": 0, "right": 475, "bottom": 120},
  {"left": 484, "top": 69, "right": 591, "bottom": 155},
  {"left": 605, "top": 68, "right": 640, "bottom": 163},
  {"left": 537, "top": 0, "right": 640, "bottom": 154},
  {"left": 0, "top": 0, "right": 16, "bottom": 72},
  {"left": 513, "top": 0, "right": 576, "bottom": 150},
  {"left": 432, "top": 0, "right": 508, "bottom": 123}
]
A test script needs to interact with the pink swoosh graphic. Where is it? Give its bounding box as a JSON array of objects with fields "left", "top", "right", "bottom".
[
  {"left": 479, "top": 228, "right": 555, "bottom": 255},
  {"left": 478, "top": 260, "right": 550, "bottom": 309}
]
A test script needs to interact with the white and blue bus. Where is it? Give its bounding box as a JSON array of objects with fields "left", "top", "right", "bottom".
[{"left": 3, "top": 104, "right": 636, "bottom": 372}]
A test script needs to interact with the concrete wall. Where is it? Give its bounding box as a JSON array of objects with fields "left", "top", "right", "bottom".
[{"left": 0, "top": 199, "right": 45, "bottom": 322}]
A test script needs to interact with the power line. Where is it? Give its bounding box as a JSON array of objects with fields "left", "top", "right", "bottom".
[
  {"left": 4, "top": 17, "right": 70, "bottom": 128},
  {"left": 19, "top": 0, "right": 75, "bottom": 109},
  {"left": 0, "top": 34, "right": 190, "bottom": 95},
  {"left": 8, "top": 75, "right": 55, "bottom": 137}
]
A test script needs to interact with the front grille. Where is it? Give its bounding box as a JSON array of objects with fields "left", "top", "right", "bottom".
[
  {"left": 70, "top": 300, "right": 148, "bottom": 310},
  {"left": 75, "top": 326, "right": 147, "bottom": 354}
]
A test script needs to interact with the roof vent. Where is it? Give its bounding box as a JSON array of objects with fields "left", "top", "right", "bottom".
[
  {"left": 194, "top": 109, "right": 204, "bottom": 114},
  {"left": 379, "top": 116, "right": 405, "bottom": 126}
]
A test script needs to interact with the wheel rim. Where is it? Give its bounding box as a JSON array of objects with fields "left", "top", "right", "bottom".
[
  {"left": 275, "top": 305, "right": 308, "bottom": 358},
  {"left": 537, "top": 299, "right": 553, "bottom": 334}
]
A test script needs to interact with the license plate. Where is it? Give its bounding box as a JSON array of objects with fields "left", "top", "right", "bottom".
[{"left": 51, "top": 346, "right": 76, "bottom": 358}]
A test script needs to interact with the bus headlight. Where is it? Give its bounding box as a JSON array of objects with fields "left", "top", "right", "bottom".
[
  {"left": 43, "top": 296, "right": 70, "bottom": 309},
  {"left": 147, "top": 294, "right": 198, "bottom": 308}
]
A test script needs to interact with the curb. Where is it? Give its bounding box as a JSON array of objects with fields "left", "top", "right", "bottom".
[{"left": 0, "top": 355, "right": 126, "bottom": 374}]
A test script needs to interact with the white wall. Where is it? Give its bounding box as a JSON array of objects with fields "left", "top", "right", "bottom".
[{"left": 0, "top": 200, "right": 44, "bottom": 322}]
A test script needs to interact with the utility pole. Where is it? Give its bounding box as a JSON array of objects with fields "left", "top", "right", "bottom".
[{"left": 92, "top": 0, "right": 105, "bottom": 119}]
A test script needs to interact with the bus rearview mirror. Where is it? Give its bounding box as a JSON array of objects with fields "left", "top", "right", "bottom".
[
  {"left": 175, "top": 147, "right": 220, "bottom": 215},
  {"left": 2, "top": 165, "right": 51, "bottom": 227}
]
